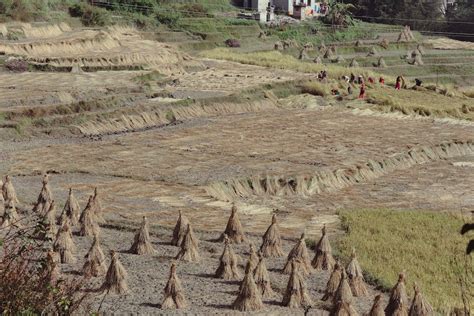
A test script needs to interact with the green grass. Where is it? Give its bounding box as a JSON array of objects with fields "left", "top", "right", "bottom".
[{"left": 336, "top": 209, "right": 472, "bottom": 312}]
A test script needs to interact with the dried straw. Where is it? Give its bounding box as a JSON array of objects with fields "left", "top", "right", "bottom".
[
  {"left": 349, "top": 58, "right": 359, "bottom": 68},
  {"left": 175, "top": 224, "right": 200, "bottom": 262},
  {"left": 385, "top": 272, "right": 409, "bottom": 316},
  {"left": 334, "top": 270, "right": 353, "bottom": 305},
  {"left": 282, "top": 260, "right": 313, "bottom": 308},
  {"left": 322, "top": 260, "right": 342, "bottom": 301},
  {"left": 253, "top": 254, "right": 274, "bottom": 299},
  {"left": 102, "top": 250, "right": 128, "bottom": 295},
  {"left": 283, "top": 232, "right": 312, "bottom": 276},
  {"left": 215, "top": 235, "right": 241, "bottom": 280},
  {"left": 45, "top": 249, "right": 60, "bottom": 286},
  {"left": 83, "top": 235, "right": 107, "bottom": 277},
  {"left": 247, "top": 243, "right": 259, "bottom": 272},
  {"left": 259, "top": 214, "right": 284, "bottom": 258},
  {"left": 346, "top": 248, "right": 368, "bottom": 297},
  {"left": 312, "top": 225, "right": 335, "bottom": 270},
  {"left": 62, "top": 188, "right": 80, "bottom": 226},
  {"left": 171, "top": 210, "right": 189, "bottom": 246},
  {"left": 162, "top": 263, "right": 187, "bottom": 309},
  {"left": 92, "top": 187, "right": 105, "bottom": 223},
  {"left": 232, "top": 262, "right": 263, "bottom": 311},
  {"left": 38, "top": 201, "right": 58, "bottom": 240},
  {"left": 2, "top": 175, "right": 19, "bottom": 204},
  {"left": 220, "top": 204, "right": 246, "bottom": 244},
  {"left": 331, "top": 301, "right": 359, "bottom": 316},
  {"left": 33, "top": 174, "right": 53, "bottom": 215},
  {"left": 369, "top": 294, "right": 385, "bottom": 316},
  {"left": 53, "top": 221, "right": 76, "bottom": 264},
  {"left": 1, "top": 199, "right": 19, "bottom": 228},
  {"left": 408, "top": 283, "right": 433, "bottom": 316},
  {"left": 79, "top": 196, "right": 100, "bottom": 237},
  {"left": 129, "top": 216, "right": 155, "bottom": 255}
]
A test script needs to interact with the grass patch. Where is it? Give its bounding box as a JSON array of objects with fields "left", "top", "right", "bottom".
[
  {"left": 301, "top": 81, "right": 330, "bottom": 97},
  {"left": 336, "top": 209, "right": 472, "bottom": 312}
]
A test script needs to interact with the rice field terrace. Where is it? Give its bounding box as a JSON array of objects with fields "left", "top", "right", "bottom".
[{"left": 0, "top": 18, "right": 473, "bottom": 315}]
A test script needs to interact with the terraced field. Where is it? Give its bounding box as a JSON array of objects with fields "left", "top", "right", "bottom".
[{"left": 0, "top": 21, "right": 473, "bottom": 313}]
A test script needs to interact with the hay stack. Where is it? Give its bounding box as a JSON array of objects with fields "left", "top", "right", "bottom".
[
  {"left": 175, "top": 224, "right": 200, "bottom": 262},
  {"left": 46, "top": 249, "right": 60, "bottom": 286},
  {"left": 282, "top": 260, "right": 313, "bottom": 308},
  {"left": 274, "top": 41, "right": 284, "bottom": 51},
  {"left": 70, "top": 63, "right": 83, "bottom": 73},
  {"left": 319, "top": 42, "right": 327, "bottom": 53},
  {"left": 62, "top": 188, "right": 80, "bottom": 226},
  {"left": 324, "top": 48, "right": 334, "bottom": 59},
  {"left": 162, "top": 263, "right": 187, "bottom": 309},
  {"left": 102, "top": 250, "right": 128, "bottom": 295},
  {"left": 33, "top": 174, "right": 53, "bottom": 214},
  {"left": 346, "top": 248, "right": 368, "bottom": 297},
  {"left": 334, "top": 55, "right": 345, "bottom": 63},
  {"left": 171, "top": 210, "right": 189, "bottom": 246},
  {"left": 416, "top": 44, "right": 425, "bottom": 55},
  {"left": 376, "top": 57, "right": 387, "bottom": 68},
  {"left": 254, "top": 254, "right": 274, "bottom": 298},
  {"left": 83, "top": 235, "right": 107, "bottom": 277},
  {"left": 248, "top": 243, "right": 259, "bottom": 271},
  {"left": 79, "top": 196, "right": 100, "bottom": 237},
  {"left": 369, "top": 295, "right": 385, "bottom": 316},
  {"left": 259, "top": 214, "right": 284, "bottom": 258},
  {"left": 334, "top": 270, "right": 353, "bottom": 305},
  {"left": 312, "top": 225, "right": 335, "bottom": 270},
  {"left": 298, "top": 48, "right": 309, "bottom": 60},
  {"left": 39, "top": 201, "right": 58, "bottom": 240},
  {"left": 380, "top": 38, "right": 390, "bottom": 49},
  {"left": 367, "top": 47, "right": 378, "bottom": 56},
  {"left": 385, "top": 273, "right": 408, "bottom": 316},
  {"left": 92, "top": 188, "right": 105, "bottom": 223},
  {"left": 215, "top": 235, "right": 241, "bottom": 280},
  {"left": 349, "top": 58, "right": 359, "bottom": 68},
  {"left": 355, "top": 40, "right": 362, "bottom": 47},
  {"left": 410, "top": 55, "right": 424, "bottom": 66},
  {"left": 2, "top": 175, "right": 19, "bottom": 204},
  {"left": 232, "top": 262, "right": 263, "bottom": 311},
  {"left": 409, "top": 284, "right": 433, "bottom": 316},
  {"left": 283, "top": 233, "right": 312, "bottom": 275},
  {"left": 53, "top": 221, "right": 76, "bottom": 264},
  {"left": 322, "top": 260, "right": 342, "bottom": 301},
  {"left": 220, "top": 204, "right": 246, "bottom": 244},
  {"left": 1, "top": 199, "right": 19, "bottom": 228},
  {"left": 130, "top": 216, "right": 155, "bottom": 255},
  {"left": 313, "top": 56, "right": 322, "bottom": 64},
  {"left": 331, "top": 301, "right": 359, "bottom": 316}
]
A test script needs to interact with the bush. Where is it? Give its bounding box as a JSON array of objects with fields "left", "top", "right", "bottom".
[
  {"left": 155, "top": 9, "right": 181, "bottom": 28},
  {"left": 5, "top": 58, "right": 28, "bottom": 72},
  {"left": 224, "top": 38, "right": 240, "bottom": 48},
  {"left": 80, "top": 4, "right": 111, "bottom": 27}
]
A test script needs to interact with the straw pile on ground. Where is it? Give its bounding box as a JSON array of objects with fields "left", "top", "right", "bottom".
[
  {"left": 259, "top": 214, "right": 284, "bottom": 258},
  {"left": 247, "top": 243, "right": 259, "bottom": 271},
  {"left": 175, "top": 224, "right": 200, "bottom": 262},
  {"left": 282, "top": 260, "right": 313, "bottom": 308},
  {"left": 215, "top": 235, "right": 241, "bottom": 280},
  {"left": 162, "top": 263, "right": 187, "bottom": 310},
  {"left": 385, "top": 272, "right": 408, "bottom": 316},
  {"left": 355, "top": 40, "right": 362, "bottom": 47},
  {"left": 253, "top": 254, "right": 274, "bottom": 298},
  {"left": 380, "top": 38, "right": 390, "bottom": 49},
  {"left": 346, "top": 248, "right": 368, "bottom": 296},
  {"left": 83, "top": 236, "right": 107, "bottom": 277},
  {"left": 21, "top": 23, "right": 71, "bottom": 39},
  {"left": 416, "top": 44, "right": 426, "bottom": 55},
  {"left": 324, "top": 48, "right": 335, "bottom": 59},
  {"left": 410, "top": 55, "right": 424, "bottom": 66},
  {"left": 1, "top": 199, "right": 19, "bottom": 228},
  {"left": 298, "top": 48, "right": 309, "bottom": 60},
  {"left": 312, "top": 225, "right": 335, "bottom": 270},
  {"left": 367, "top": 47, "right": 378, "bottom": 56},
  {"left": 409, "top": 284, "right": 433, "bottom": 316},
  {"left": 38, "top": 201, "right": 58, "bottom": 240},
  {"left": 232, "top": 262, "right": 263, "bottom": 311},
  {"left": 53, "top": 221, "right": 76, "bottom": 264},
  {"left": 129, "top": 216, "right": 155, "bottom": 255},
  {"left": 332, "top": 270, "right": 358, "bottom": 316},
  {"left": 61, "top": 188, "right": 80, "bottom": 226},
  {"left": 92, "top": 188, "right": 105, "bottom": 223},
  {"left": 79, "top": 196, "right": 100, "bottom": 237},
  {"left": 102, "top": 250, "right": 129, "bottom": 295},
  {"left": 313, "top": 56, "right": 322, "bottom": 64},
  {"left": 369, "top": 295, "right": 385, "bottom": 316},
  {"left": 323, "top": 260, "right": 342, "bottom": 301},
  {"left": 349, "top": 58, "right": 359, "bottom": 68},
  {"left": 274, "top": 41, "right": 284, "bottom": 51},
  {"left": 33, "top": 174, "right": 53, "bottom": 214},
  {"left": 220, "top": 204, "right": 246, "bottom": 244},
  {"left": 375, "top": 57, "right": 387, "bottom": 68},
  {"left": 283, "top": 232, "right": 312, "bottom": 275},
  {"left": 46, "top": 249, "right": 60, "bottom": 285},
  {"left": 2, "top": 175, "right": 19, "bottom": 204},
  {"left": 172, "top": 210, "right": 189, "bottom": 246}
]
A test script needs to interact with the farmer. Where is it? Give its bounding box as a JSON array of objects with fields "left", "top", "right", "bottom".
[
  {"left": 350, "top": 73, "right": 355, "bottom": 83},
  {"left": 368, "top": 77, "right": 375, "bottom": 84},
  {"left": 379, "top": 77, "right": 385, "bottom": 85},
  {"left": 358, "top": 83, "right": 366, "bottom": 99},
  {"left": 415, "top": 78, "right": 423, "bottom": 87},
  {"left": 395, "top": 76, "right": 402, "bottom": 90}
]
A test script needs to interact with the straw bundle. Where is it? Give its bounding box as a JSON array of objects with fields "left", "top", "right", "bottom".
[
  {"left": 175, "top": 224, "right": 200, "bottom": 262},
  {"left": 248, "top": 243, "right": 259, "bottom": 272},
  {"left": 376, "top": 57, "right": 387, "bottom": 68},
  {"left": 409, "top": 284, "right": 433, "bottom": 316},
  {"left": 259, "top": 214, "right": 284, "bottom": 258},
  {"left": 129, "top": 216, "right": 155, "bottom": 255},
  {"left": 385, "top": 273, "right": 408, "bottom": 316},
  {"left": 312, "top": 225, "right": 335, "bottom": 270},
  {"left": 367, "top": 47, "right": 378, "bottom": 56},
  {"left": 335, "top": 55, "right": 345, "bottom": 63},
  {"left": 79, "top": 196, "right": 100, "bottom": 237},
  {"left": 282, "top": 260, "right": 313, "bottom": 308},
  {"left": 346, "top": 248, "right": 368, "bottom": 297},
  {"left": 0, "top": 24, "right": 7, "bottom": 38},
  {"left": 410, "top": 55, "right": 424, "bottom": 66},
  {"left": 162, "top": 263, "right": 188, "bottom": 309},
  {"left": 232, "top": 262, "right": 263, "bottom": 311},
  {"left": 355, "top": 40, "right": 362, "bottom": 47},
  {"left": 220, "top": 204, "right": 246, "bottom": 244},
  {"left": 380, "top": 38, "right": 390, "bottom": 49},
  {"left": 46, "top": 249, "right": 60, "bottom": 286},
  {"left": 171, "top": 210, "right": 189, "bottom": 246},
  {"left": 322, "top": 260, "right": 342, "bottom": 301},
  {"left": 416, "top": 44, "right": 426, "bottom": 55},
  {"left": 319, "top": 42, "right": 327, "bottom": 53},
  {"left": 215, "top": 235, "right": 241, "bottom": 280},
  {"left": 274, "top": 41, "right": 284, "bottom": 51},
  {"left": 102, "top": 251, "right": 128, "bottom": 294},
  {"left": 299, "top": 48, "right": 309, "bottom": 61},
  {"left": 1, "top": 199, "right": 19, "bottom": 228},
  {"left": 2, "top": 175, "right": 19, "bottom": 204},
  {"left": 283, "top": 233, "right": 312, "bottom": 275},
  {"left": 83, "top": 236, "right": 107, "bottom": 277},
  {"left": 33, "top": 174, "right": 53, "bottom": 214},
  {"left": 92, "top": 188, "right": 105, "bottom": 223},
  {"left": 38, "top": 201, "right": 58, "bottom": 240},
  {"left": 313, "top": 56, "right": 322, "bottom": 64},
  {"left": 53, "top": 221, "right": 76, "bottom": 264},
  {"left": 324, "top": 48, "right": 334, "bottom": 59},
  {"left": 62, "top": 188, "right": 80, "bottom": 226},
  {"left": 334, "top": 270, "right": 353, "bottom": 305},
  {"left": 349, "top": 58, "right": 359, "bottom": 68},
  {"left": 253, "top": 254, "right": 274, "bottom": 298},
  {"left": 331, "top": 301, "right": 359, "bottom": 316},
  {"left": 369, "top": 295, "right": 385, "bottom": 316}
]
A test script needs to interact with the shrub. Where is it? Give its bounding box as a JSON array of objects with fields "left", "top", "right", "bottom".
[
  {"left": 155, "top": 9, "right": 181, "bottom": 28},
  {"left": 5, "top": 58, "right": 28, "bottom": 72},
  {"left": 225, "top": 39, "right": 240, "bottom": 48},
  {"left": 69, "top": 3, "right": 111, "bottom": 27}
]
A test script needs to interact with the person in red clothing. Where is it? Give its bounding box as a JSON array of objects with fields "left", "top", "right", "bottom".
[
  {"left": 379, "top": 77, "right": 385, "bottom": 85},
  {"left": 358, "top": 83, "right": 366, "bottom": 99},
  {"left": 368, "top": 77, "right": 375, "bottom": 84},
  {"left": 395, "top": 76, "right": 402, "bottom": 90}
]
